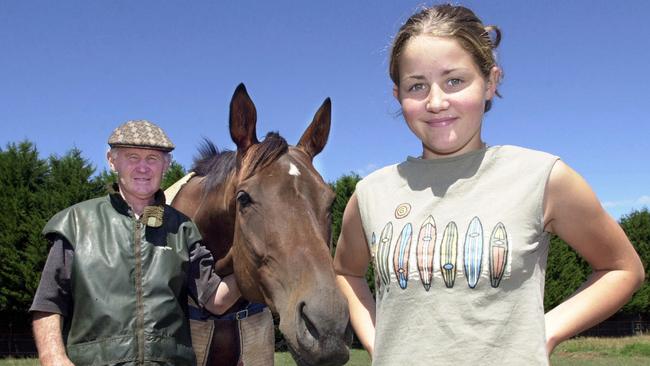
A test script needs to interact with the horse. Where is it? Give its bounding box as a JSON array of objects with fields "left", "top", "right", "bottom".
[{"left": 169, "top": 84, "right": 352, "bottom": 366}]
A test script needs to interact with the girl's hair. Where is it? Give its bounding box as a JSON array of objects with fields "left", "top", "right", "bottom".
[{"left": 389, "top": 4, "right": 502, "bottom": 111}]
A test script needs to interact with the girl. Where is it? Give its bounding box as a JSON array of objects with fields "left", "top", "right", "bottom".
[{"left": 333, "top": 4, "right": 644, "bottom": 365}]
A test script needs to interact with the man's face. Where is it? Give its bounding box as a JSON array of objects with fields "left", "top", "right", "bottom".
[{"left": 107, "top": 147, "right": 168, "bottom": 206}]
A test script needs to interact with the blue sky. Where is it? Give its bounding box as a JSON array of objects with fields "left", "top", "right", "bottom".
[{"left": 1, "top": 0, "right": 648, "bottom": 220}]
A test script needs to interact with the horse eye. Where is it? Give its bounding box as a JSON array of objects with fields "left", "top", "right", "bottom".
[{"left": 237, "top": 191, "right": 253, "bottom": 207}]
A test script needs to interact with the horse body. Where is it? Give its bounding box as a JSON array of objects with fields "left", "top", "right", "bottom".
[{"left": 171, "top": 84, "right": 351, "bottom": 366}]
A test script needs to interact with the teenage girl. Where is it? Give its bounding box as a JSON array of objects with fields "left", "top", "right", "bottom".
[{"left": 333, "top": 4, "right": 644, "bottom": 365}]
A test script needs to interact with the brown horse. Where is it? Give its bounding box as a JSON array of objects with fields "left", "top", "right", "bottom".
[{"left": 170, "top": 84, "right": 351, "bottom": 366}]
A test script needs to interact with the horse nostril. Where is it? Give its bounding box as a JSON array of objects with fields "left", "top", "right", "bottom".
[{"left": 300, "top": 302, "right": 320, "bottom": 340}]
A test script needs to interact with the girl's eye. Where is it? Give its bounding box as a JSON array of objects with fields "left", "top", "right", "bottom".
[
  {"left": 408, "top": 83, "right": 427, "bottom": 92},
  {"left": 447, "top": 78, "right": 463, "bottom": 87}
]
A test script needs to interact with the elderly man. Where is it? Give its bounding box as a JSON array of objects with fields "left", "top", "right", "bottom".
[{"left": 30, "top": 120, "right": 240, "bottom": 366}]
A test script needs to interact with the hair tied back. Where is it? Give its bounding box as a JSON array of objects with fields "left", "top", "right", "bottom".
[{"left": 484, "top": 25, "right": 501, "bottom": 48}]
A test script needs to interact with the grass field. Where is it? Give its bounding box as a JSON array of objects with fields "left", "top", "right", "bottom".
[
  {"left": 549, "top": 335, "right": 650, "bottom": 366},
  {"left": 275, "top": 349, "right": 371, "bottom": 365},
  {"left": 2, "top": 336, "right": 648, "bottom": 365},
  {"left": 276, "top": 336, "right": 650, "bottom": 365}
]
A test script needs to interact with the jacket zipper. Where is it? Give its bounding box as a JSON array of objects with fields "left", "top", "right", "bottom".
[{"left": 134, "top": 219, "right": 145, "bottom": 364}]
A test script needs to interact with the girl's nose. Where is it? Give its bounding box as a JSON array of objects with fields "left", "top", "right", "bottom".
[{"left": 426, "top": 85, "right": 450, "bottom": 113}]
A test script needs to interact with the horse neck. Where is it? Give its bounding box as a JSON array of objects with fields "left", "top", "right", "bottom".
[{"left": 193, "top": 171, "right": 238, "bottom": 274}]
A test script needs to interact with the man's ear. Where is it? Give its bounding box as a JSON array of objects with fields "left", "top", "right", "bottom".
[
  {"left": 163, "top": 154, "right": 172, "bottom": 173},
  {"left": 107, "top": 150, "right": 117, "bottom": 172}
]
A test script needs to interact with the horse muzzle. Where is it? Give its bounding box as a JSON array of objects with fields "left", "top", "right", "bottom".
[{"left": 282, "top": 295, "right": 352, "bottom": 366}]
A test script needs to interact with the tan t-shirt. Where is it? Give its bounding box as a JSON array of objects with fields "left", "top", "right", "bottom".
[{"left": 355, "top": 145, "right": 559, "bottom": 366}]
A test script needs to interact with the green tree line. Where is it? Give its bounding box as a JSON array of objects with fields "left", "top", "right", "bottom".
[
  {"left": 0, "top": 141, "right": 186, "bottom": 322},
  {"left": 1, "top": 140, "right": 648, "bottom": 325}
]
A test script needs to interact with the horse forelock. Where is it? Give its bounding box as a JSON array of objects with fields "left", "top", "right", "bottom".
[
  {"left": 239, "top": 132, "right": 288, "bottom": 180},
  {"left": 190, "top": 133, "right": 288, "bottom": 192}
]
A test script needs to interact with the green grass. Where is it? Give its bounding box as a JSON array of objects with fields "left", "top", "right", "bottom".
[
  {"left": 275, "top": 348, "right": 371, "bottom": 365},
  {"left": 274, "top": 337, "right": 650, "bottom": 365},
  {"left": 550, "top": 335, "right": 650, "bottom": 366},
  {"left": 0, "top": 359, "right": 37, "bottom": 366},
  {"left": 2, "top": 337, "right": 648, "bottom": 365}
]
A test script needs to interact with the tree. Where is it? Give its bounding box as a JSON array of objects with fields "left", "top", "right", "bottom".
[
  {"left": 46, "top": 148, "right": 104, "bottom": 211},
  {"left": 330, "top": 173, "right": 361, "bottom": 250},
  {"left": 161, "top": 161, "right": 187, "bottom": 191},
  {"left": 0, "top": 141, "right": 49, "bottom": 313},
  {"left": 93, "top": 168, "right": 117, "bottom": 195},
  {"left": 543, "top": 235, "right": 590, "bottom": 312},
  {"left": 619, "top": 208, "right": 650, "bottom": 314},
  {"left": 329, "top": 173, "right": 376, "bottom": 293},
  {"left": 544, "top": 208, "right": 650, "bottom": 315},
  {"left": 0, "top": 142, "right": 103, "bottom": 316}
]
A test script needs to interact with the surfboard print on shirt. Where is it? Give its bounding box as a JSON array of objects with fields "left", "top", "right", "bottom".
[
  {"left": 463, "top": 216, "right": 484, "bottom": 289},
  {"left": 376, "top": 222, "right": 394, "bottom": 290},
  {"left": 440, "top": 221, "right": 458, "bottom": 288},
  {"left": 489, "top": 222, "right": 509, "bottom": 288},
  {"left": 393, "top": 223, "right": 413, "bottom": 289},
  {"left": 416, "top": 215, "right": 436, "bottom": 291}
]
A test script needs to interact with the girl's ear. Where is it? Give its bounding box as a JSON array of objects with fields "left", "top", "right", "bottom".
[
  {"left": 393, "top": 84, "right": 400, "bottom": 100},
  {"left": 486, "top": 66, "right": 501, "bottom": 99}
]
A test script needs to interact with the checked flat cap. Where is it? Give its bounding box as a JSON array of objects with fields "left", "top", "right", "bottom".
[{"left": 108, "top": 120, "right": 175, "bottom": 152}]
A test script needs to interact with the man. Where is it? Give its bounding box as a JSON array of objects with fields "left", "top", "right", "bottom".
[{"left": 30, "top": 120, "right": 240, "bottom": 366}]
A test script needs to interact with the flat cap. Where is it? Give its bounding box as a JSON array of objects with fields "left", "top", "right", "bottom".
[{"left": 108, "top": 120, "right": 175, "bottom": 152}]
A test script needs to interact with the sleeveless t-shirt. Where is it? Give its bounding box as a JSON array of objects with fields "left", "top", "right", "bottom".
[{"left": 355, "top": 145, "right": 559, "bottom": 365}]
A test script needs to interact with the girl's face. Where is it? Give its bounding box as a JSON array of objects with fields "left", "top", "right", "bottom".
[{"left": 394, "top": 36, "right": 499, "bottom": 159}]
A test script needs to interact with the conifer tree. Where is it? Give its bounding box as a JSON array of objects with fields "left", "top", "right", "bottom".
[
  {"left": 619, "top": 208, "right": 650, "bottom": 314},
  {"left": 329, "top": 173, "right": 376, "bottom": 293},
  {"left": 0, "top": 143, "right": 101, "bottom": 315},
  {"left": 161, "top": 161, "right": 187, "bottom": 191},
  {"left": 543, "top": 235, "right": 590, "bottom": 311},
  {"left": 0, "top": 141, "right": 49, "bottom": 313},
  {"left": 330, "top": 173, "right": 361, "bottom": 249}
]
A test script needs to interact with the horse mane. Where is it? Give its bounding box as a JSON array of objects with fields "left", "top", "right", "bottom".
[
  {"left": 192, "top": 139, "right": 236, "bottom": 192},
  {"left": 192, "top": 132, "right": 288, "bottom": 192}
]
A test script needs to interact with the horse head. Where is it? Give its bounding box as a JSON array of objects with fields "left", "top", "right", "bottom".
[{"left": 227, "top": 84, "right": 351, "bottom": 365}]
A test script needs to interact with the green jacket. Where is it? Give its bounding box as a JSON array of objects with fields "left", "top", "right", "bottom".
[{"left": 43, "top": 189, "right": 202, "bottom": 365}]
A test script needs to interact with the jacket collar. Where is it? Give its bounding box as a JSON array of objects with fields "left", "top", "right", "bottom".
[{"left": 108, "top": 183, "right": 166, "bottom": 218}]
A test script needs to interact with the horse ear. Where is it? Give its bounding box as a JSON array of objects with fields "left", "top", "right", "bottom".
[
  {"left": 229, "top": 83, "right": 259, "bottom": 154},
  {"left": 297, "top": 98, "right": 331, "bottom": 159}
]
